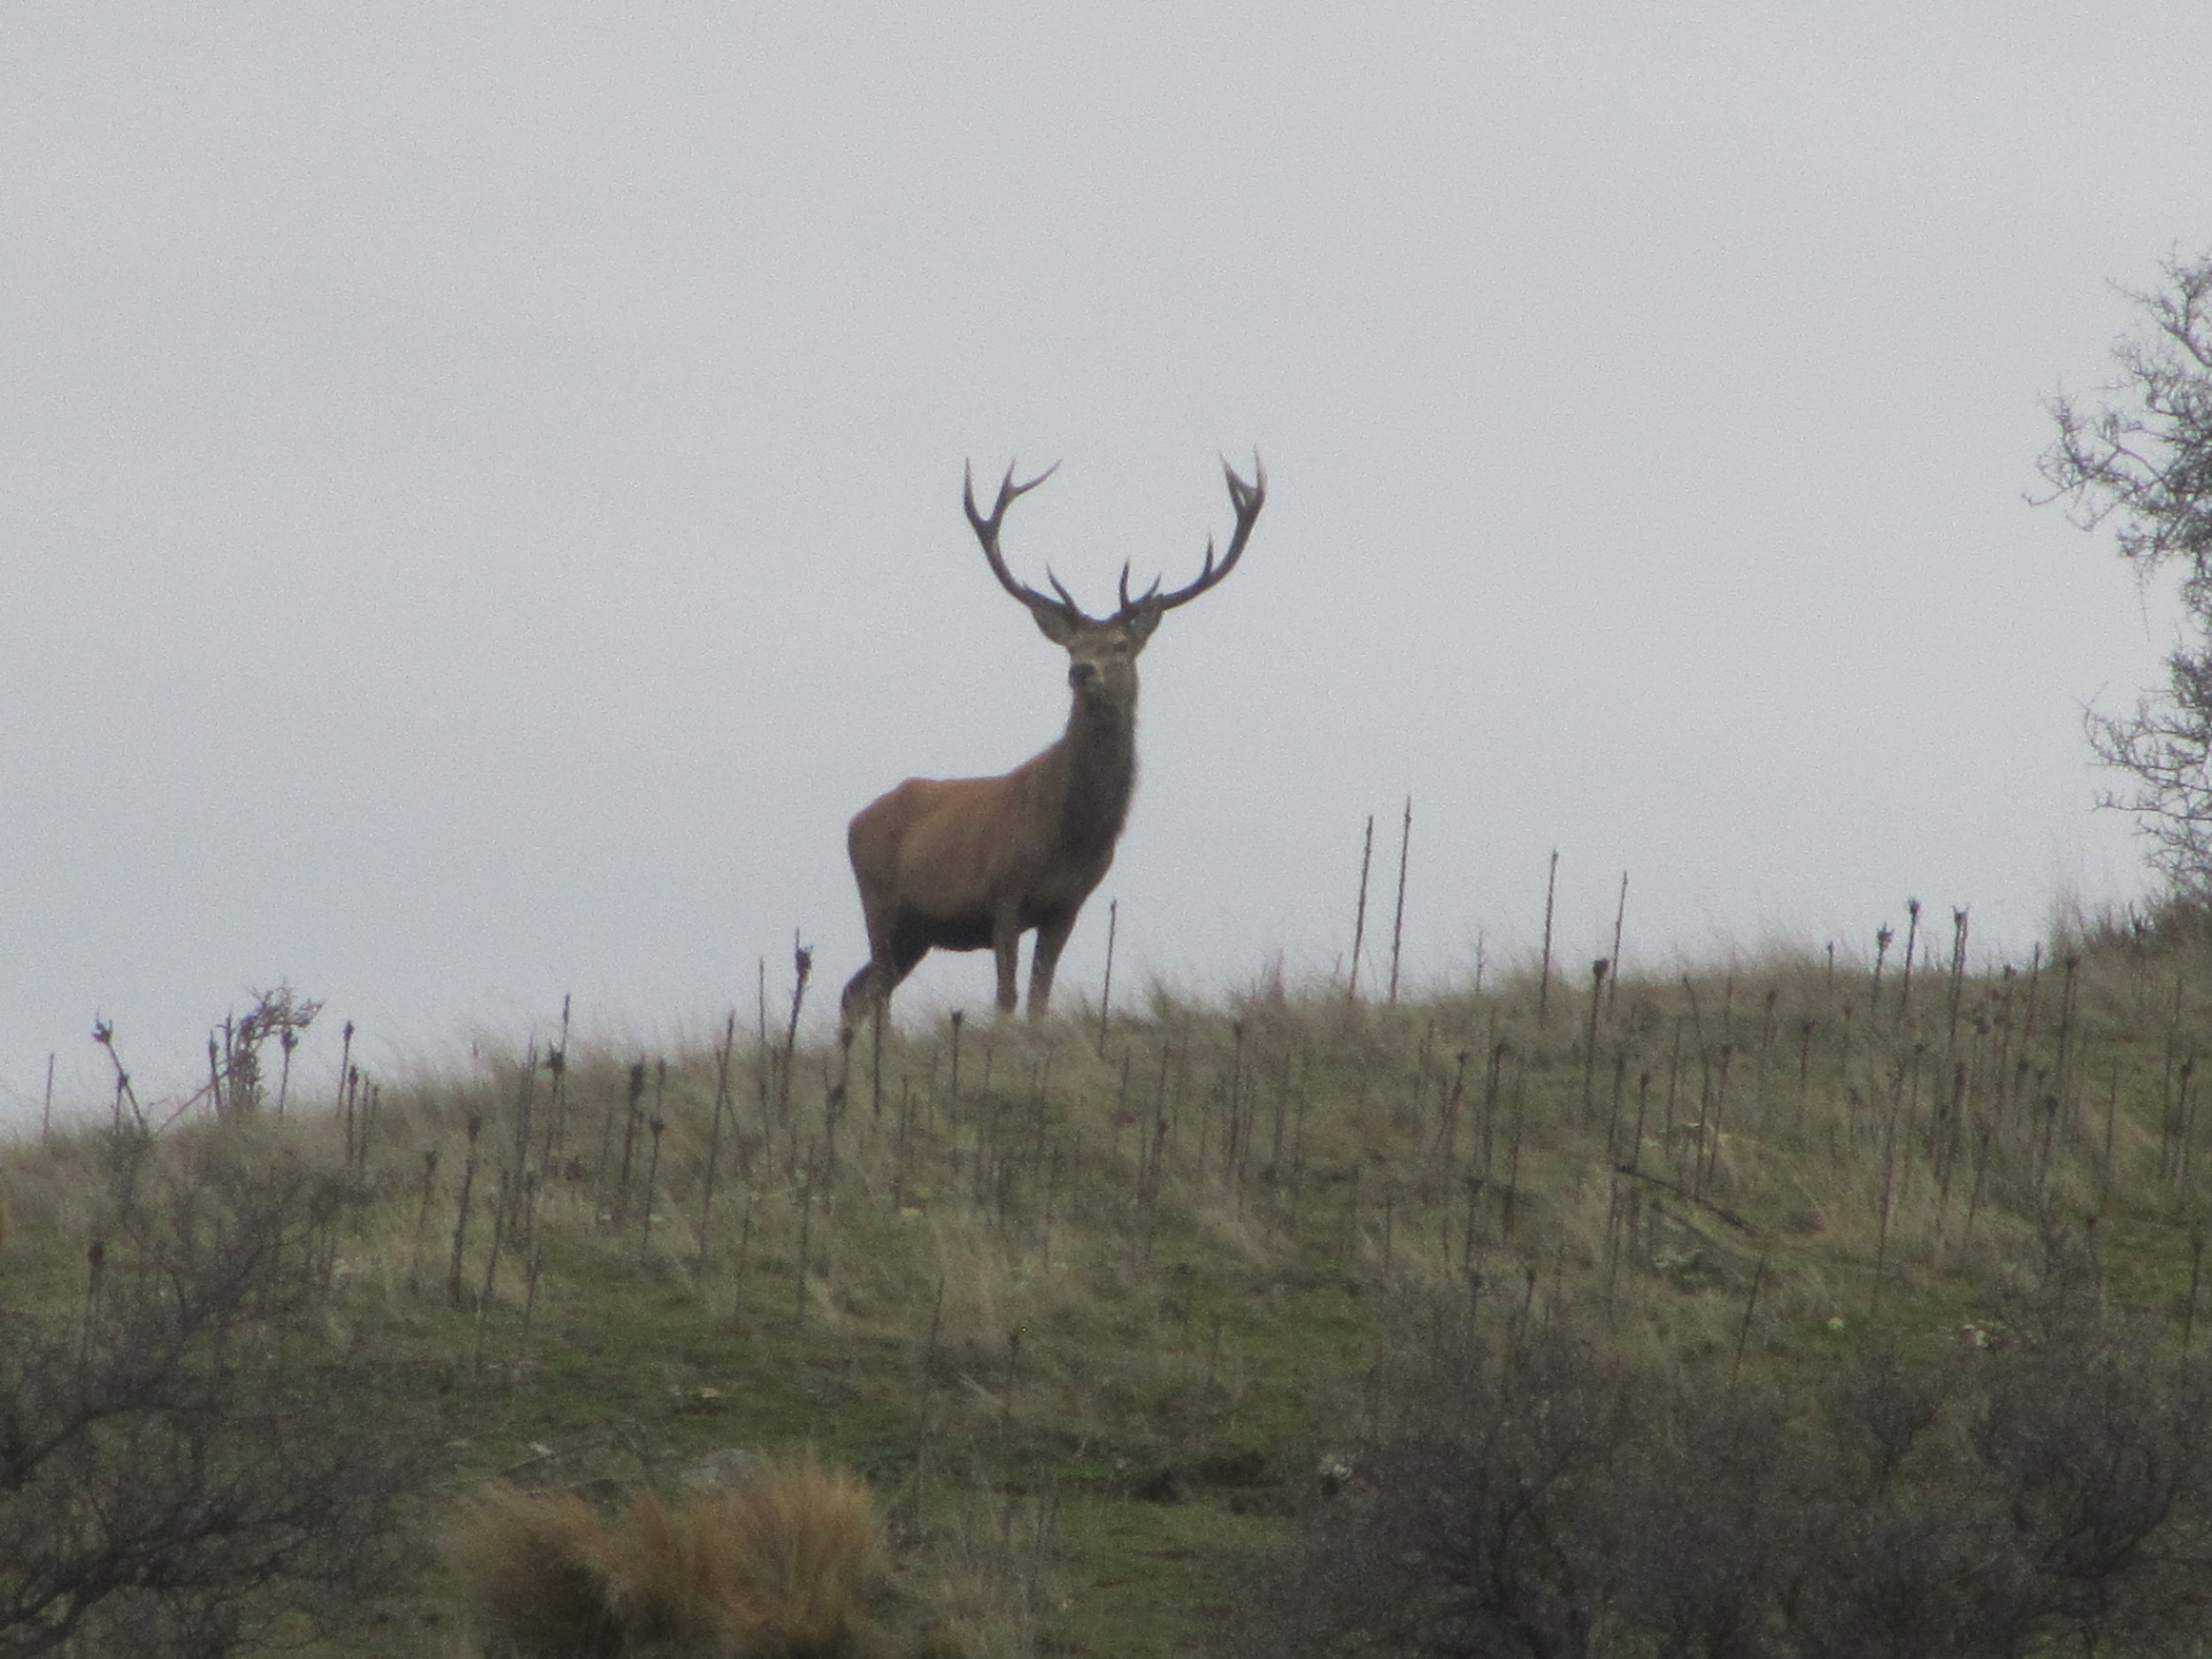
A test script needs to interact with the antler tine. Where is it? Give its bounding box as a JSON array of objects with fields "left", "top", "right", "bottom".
[
  {"left": 1116, "top": 560, "right": 1149, "bottom": 613},
  {"left": 1128, "top": 451, "right": 1266, "bottom": 618},
  {"left": 1118, "top": 560, "right": 1162, "bottom": 613},
  {"left": 1046, "top": 568, "right": 1085, "bottom": 613},
  {"left": 964, "top": 459, "right": 1081, "bottom": 621}
]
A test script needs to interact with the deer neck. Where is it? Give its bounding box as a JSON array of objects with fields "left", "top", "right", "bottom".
[{"left": 1049, "top": 691, "right": 1138, "bottom": 859}]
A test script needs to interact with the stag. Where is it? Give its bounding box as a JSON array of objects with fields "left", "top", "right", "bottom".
[{"left": 841, "top": 457, "right": 1264, "bottom": 1027}]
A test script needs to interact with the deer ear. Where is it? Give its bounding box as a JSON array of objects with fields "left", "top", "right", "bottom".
[
  {"left": 1124, "top": 604, "right": 1164, "bottom": 651},
  {"left": 1026, "top": 603, "right": 1080, "bottom": 646}
]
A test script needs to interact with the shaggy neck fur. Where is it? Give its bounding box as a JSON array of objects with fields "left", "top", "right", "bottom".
[{"left": 1051, "top": 692, "right": 1139, "bottom": 862}]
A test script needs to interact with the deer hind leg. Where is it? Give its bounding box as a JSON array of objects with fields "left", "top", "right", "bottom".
[
  {"left": 839, "top": 964, "right": 879, "bottom": 1036},
  {"left": 840, "top": 922, "right": 892, "bottom": 1035},
  {"left": 1026, "top": 910, "right": 1078, "bottom": 1020},
  {"left": 841, "top": 913, "right": 929, "bottom": 1034}
]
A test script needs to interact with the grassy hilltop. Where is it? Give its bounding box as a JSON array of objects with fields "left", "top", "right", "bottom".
[{"left": 9, "top": 918, "right": 2212, "bottom": 1656}]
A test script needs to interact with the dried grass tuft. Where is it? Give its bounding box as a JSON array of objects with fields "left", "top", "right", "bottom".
[{"left": 444, "top": 1454, "right": 885, "bottom": 1659}]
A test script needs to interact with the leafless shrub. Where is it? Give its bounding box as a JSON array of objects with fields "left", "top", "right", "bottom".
[
  {"left": 1233, "top": 1323, "right": 1637, "bottom": 1659},
  {"left": 1613, "top": 1386, "right": 1803, "bottom": 1659},
  {"left": 1971, "top": 1319, "right": 2212, "bottom": 1653},
  {"left": 0, "top": 1141, "right": 420, "bottom": 1658},
  {"left": 1821, "top": 1342, "right": 1945, "bottom": 1501},
  {"left": 1233, "top": 1257, "right": 2212, "bottom": 1659}
]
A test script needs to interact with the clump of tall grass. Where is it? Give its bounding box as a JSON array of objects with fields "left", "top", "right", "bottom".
[{"left": 443, "top": 1453, "right": 886, "bottom": 1659}]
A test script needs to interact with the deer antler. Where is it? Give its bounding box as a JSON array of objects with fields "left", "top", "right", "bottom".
[
  {"left": 1118, "top": 453, "right": 1265, "bottom": 619},
  {"left": 964, "top": 460, "right": 1081, "bottom": 627}
]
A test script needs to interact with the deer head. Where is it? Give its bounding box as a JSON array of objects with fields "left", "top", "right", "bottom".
[{"left": 963, "top": 457, "right": 1266, "bottom": 714}]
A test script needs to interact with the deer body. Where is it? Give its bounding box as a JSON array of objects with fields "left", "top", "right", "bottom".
[
  {"left": 845, "top": 680, "right": 1134, "bottom": 1018},
  {"left": 841, "top": 459, "right": 1263, "bottom": 1026}
]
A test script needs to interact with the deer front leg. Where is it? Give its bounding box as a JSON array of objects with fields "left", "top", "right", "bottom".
[
  {"left": 992, "top": 910, "right": 1022, "bottom": 1014},
  {"left": 1027, "top": 910, "right": 1078, "bottom": 1019}
]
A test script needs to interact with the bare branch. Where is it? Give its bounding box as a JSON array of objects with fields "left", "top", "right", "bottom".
[{"left": 2040, "top": 250, "right": 2212, "bottom": 896}]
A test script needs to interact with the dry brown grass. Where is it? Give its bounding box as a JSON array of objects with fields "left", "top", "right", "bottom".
[
  {"left": 442, "top": 1454, "right": 885, "bottom": 1659},
  {"left": 35, "top": 940, "right": 2180, "bottom": 1415},
  {"left": 16, "top": 922, "right": 2212, "bottom": 1657},
  {"left": 894, "top": 1490, "right": 1064, "bottom": 1659}
]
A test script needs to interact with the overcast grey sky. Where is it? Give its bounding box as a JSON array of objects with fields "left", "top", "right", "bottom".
[{"left": 4, "top": 4, "right": 2207, "bottom": 1122}]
